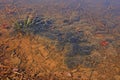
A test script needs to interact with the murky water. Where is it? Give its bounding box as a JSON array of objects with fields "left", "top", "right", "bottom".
[{"left": 0, "top": 0, "right": 120, "bottom": 79}]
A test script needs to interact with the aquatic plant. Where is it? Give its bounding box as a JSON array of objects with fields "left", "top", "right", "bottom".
[
  {"left": 13, "top": 15, "right": 33, "bottom": 35},
  {"left": 66, "top": 43, "right": 93, "bottom": 57},
  {"left": 63, "top": 30, "right": 95, "bottom": 68},
  {"left": 65, "top": 57, "right": 80, "bottom": 69},
  {"left": 13, "top": 16, "right": 54, "bottom": 36}
]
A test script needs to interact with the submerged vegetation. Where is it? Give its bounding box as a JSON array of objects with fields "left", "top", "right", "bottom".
[
  {"left": 12, "top": 15, "right": 54, "bottom": 35},
  {"left": 0, "top": 0, "right": 120, "bottom": 79},
  {"left": 11, "top": 14, "right": 98, "bottom": 69}
]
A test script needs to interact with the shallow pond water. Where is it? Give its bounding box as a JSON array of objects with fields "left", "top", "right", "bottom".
[{"left": 0, "top": 0, "right": 120, "bottom": 80}]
